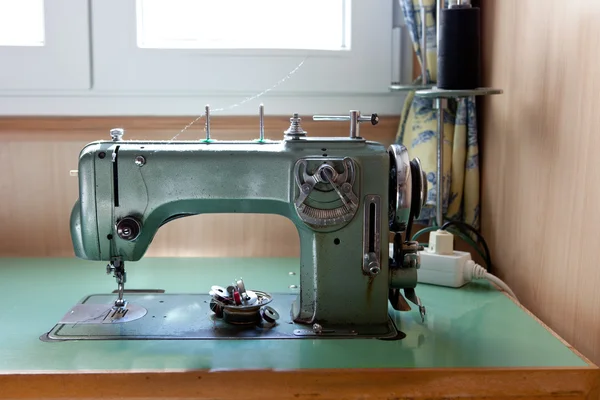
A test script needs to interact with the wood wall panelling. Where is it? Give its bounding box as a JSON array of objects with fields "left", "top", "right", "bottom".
[
  {"left": 481, "top": 0, "right": 600, "bottom": 365},
  {"left": 0, "top": 116, "right": 399, "bottom": 258}
]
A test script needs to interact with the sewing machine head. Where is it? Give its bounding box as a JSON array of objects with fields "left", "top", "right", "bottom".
[{"left": 70, "top": 107, "right": 427, "bottom": 338}]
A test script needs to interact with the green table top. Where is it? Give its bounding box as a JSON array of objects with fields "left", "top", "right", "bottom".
[{"left": 0, "top": 257, "right": 590, "bottom": 373}]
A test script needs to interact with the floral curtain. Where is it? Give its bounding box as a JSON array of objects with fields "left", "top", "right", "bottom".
[{"left": 397, "top": 0, "right": 480, "bottom": 228}]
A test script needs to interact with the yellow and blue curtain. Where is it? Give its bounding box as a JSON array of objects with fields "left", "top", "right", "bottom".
[{"left": 397, "top": 0, "right": 480, "bottom": 229}]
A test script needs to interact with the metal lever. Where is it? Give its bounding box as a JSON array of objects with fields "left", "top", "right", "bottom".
[{"left": 312, "top": 110, "right": 378, "bottom": 139}]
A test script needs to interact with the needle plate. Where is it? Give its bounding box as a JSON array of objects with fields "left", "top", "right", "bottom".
[{"left": 42, "top": 293, "right": 400, "bottom": 341}]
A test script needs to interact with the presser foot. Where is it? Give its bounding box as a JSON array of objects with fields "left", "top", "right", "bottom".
[
  {"left": 389, "top": 233, "right": 427, "bottom": 323},
  {"left": 389, "top": 287, "right": 426, "bottom": 323},
  {"left": 106, "top": 259, "right": 127, "bottom": 310},
  {"left": 404, "top": 288, "right": 426, "bottom": 322}
]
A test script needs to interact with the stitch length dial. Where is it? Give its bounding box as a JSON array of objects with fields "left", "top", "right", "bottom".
[{"left": 293, "top": 157, "right": 359, "bottom": 228}]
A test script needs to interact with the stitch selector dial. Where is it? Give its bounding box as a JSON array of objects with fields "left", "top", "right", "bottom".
[{"left": 293, "top": 157, "right": 359, "bottom": 228}]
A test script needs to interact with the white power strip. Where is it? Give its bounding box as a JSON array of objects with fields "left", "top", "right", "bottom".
[
  {"left": 388, "top": 229, "right": 519, "bottom": 301},
  {"left": 389, "top": 243, "right": 472, "bottom": 287},
  {"left": 417, "top": 250, "right": 473, "bottom": 287}
]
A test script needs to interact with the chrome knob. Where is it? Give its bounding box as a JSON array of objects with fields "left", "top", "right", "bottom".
[
  {"left": 283, "top": 113, "right": 307, "bottom": 139},
  {"left": 115, "top": 217, "right": 142, "bottom": 241},
  {"left": 110, "top": 128, "right": 124, "bottom": 141},
  {"left": 364, "top": 252, "right": 381, "bottom": 276}
]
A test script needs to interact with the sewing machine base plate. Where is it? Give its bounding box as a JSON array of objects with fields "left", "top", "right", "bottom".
[{"left": 42, "top": 293, "right": 403, "bottom": 341}]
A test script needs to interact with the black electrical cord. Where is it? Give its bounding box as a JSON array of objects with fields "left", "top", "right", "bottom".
[{"left": 441, "top": 220, "right": 493, "bottom": 273}]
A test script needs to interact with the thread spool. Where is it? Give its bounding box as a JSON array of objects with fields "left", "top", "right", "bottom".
[{"left": 437, "top": 3, "right": 481, "bottom": 89}]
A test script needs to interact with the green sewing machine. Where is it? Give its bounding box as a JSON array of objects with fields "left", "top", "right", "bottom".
[{"left": 57, "top": 107, "right": 427, "bottom": 341}]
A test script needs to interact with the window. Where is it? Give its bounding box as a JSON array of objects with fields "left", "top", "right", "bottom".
[
  {"left": 0, "top": 0, "right": 407, "bottom": 116},
  {"left": 0, "top": 0, "right": 45, "bottom": 46},
  {"left": 0, "top": 0, "right": 90, "bottom": 90},
  {"left": 136, "top": 0, "right": 350, "bottom": 51}
]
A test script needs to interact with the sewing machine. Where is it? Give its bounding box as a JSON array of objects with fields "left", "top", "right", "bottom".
[{"left": 50, "top": 107, "right": 427, "bottom": 341}]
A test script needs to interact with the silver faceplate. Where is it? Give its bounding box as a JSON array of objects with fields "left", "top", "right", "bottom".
[{"left": 293, "top": 157, "right": 359, "bottom": 228}]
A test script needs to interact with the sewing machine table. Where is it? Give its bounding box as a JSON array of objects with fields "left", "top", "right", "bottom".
[{"left": 0, "top": 257, "right": 597, "bottom": 400}]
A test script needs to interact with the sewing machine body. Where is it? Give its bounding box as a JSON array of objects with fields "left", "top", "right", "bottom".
[{"left": 67, "top": 111, "right": 426, "bottom": 339}]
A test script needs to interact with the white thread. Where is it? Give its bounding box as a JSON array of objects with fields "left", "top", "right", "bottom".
[{"left": 170, "top": 57, "right": 307, "bottom": 141}]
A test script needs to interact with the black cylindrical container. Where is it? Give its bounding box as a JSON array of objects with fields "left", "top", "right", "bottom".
[{"left": 437, "top": 5, "right": 481, "bottom": 89}]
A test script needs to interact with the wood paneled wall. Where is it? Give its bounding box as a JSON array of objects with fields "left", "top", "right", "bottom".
[
  {"left": 0, "top": 116, "right": 399, "bottom": 258},
  {"left": 481, "top": 0, "right": 600, "bottom": 365}
]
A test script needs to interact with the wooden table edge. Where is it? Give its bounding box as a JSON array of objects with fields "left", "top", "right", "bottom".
[{"left": 1, "top": 366, "right": 599, "bottom": 400}]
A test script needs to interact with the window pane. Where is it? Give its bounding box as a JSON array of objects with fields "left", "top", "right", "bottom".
[
  {"left": 0, "top": 0, "right": 45, "bottom": 46},
  {"left": 136, "top": 0, "right": 349, "bottom": 50}
]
